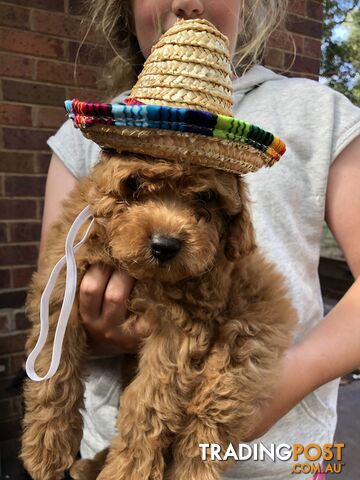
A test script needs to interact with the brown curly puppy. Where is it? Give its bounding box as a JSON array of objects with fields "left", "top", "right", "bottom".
[{"left": 21, "top": 151, "right": 297, "bottom": 480}]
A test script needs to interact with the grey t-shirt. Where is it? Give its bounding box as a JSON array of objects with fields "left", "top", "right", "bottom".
[{"left": 48, "top": 66, "right": 360, "bottom": 479}]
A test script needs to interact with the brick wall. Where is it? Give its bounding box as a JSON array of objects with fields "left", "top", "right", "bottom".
[
  {"left": 264, "top": 0, "right": 324, "bottom": 79},
  {"left": 0, "top": 0, "right": 324, "bottom": 462}
]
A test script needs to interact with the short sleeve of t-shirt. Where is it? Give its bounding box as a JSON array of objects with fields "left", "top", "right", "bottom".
[
  {"left": 328, "top": 87, "right": 360, "bottom": 161},
  {"left": 47, "top": 119, "right": 101, "bottom": 179},
  {"left": 47, "top": 91, "right": 130, "bottom": 178}
]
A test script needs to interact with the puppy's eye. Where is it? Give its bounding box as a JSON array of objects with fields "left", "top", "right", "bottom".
[
  {"left": 194, "top": 190, "right": 217, "bottom": 204},
  {"left": 101, "top": 147, "right": 116, "bottom": 154},
  {"left": 125, "top": 175, "right": 141, "bottom": 193}
]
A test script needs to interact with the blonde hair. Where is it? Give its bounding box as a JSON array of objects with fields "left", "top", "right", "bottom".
[{"left": 82, "top": 0, "right": 288, "bottom": 98}]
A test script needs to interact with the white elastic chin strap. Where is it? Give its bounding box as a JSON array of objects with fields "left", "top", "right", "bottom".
[{"left": 25, "top": 205, "right": 94, "bottom": 382}]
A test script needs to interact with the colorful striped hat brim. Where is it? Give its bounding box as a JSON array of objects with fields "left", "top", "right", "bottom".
[{"left": 65, "top": 99, "right": 286, "bottom": 172}]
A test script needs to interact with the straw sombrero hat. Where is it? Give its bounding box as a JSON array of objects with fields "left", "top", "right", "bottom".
[{"left": 65, "top": 18, "right": 286, "bottom": 175}]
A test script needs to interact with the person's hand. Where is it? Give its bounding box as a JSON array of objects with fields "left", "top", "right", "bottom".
[{"left": 79, "top": 264, "right": 153, "bottom": 357}]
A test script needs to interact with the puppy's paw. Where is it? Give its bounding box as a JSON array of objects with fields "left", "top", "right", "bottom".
[
  {"left": 70, "top": 460, "right": 98, "bottom": 480},
  {"left": 70, "top": 449, "right": 108, "bottom": 480}
]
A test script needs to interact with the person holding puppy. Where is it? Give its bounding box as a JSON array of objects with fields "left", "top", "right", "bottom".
[{"left": 41, "top": 0, "right": 360, "bottom": 478}]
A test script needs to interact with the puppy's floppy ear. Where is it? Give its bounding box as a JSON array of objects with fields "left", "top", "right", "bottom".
[
  {"left": 86, "top": 152, "right": 126, "bottom": 215},
  {"left": 224, "top": 176, "right": 256, "bottom": 261}
]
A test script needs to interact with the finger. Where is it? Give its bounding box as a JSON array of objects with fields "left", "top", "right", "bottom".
[
  {"left": 87, "top": 326, "right": 141, "bottom": 356},
  {"left": 79, "top": 263, "right": 113, "bottom": 322},
  {"left": 101, "top": 269, "right": 136, "bottom": 327},
  {"left": 102, "top": 315, "right": 148, "bottom": 350}
]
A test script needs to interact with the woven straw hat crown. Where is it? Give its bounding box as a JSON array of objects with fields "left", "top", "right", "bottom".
[
  {"left": 128, "top": 18, "right": 234, "bottom": 116},
  {"left": 65, "top": 18, "right": 286, "bottom": 174}
]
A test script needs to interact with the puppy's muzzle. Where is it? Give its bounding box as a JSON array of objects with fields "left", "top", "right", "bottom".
[{"left": 151, "top": 233, "right": 182, "bottom": 262}]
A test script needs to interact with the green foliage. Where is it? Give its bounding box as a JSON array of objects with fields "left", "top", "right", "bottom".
[{"left": 321, "top": 0, "right": 360, "bottom": 105}]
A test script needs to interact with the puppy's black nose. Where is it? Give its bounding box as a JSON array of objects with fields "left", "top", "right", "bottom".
[{"left": 151, "top": 234, "right": 181, "bottom": 262}]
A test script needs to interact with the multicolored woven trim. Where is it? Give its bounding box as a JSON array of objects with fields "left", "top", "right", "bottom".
[{"left": 64, "top": 98, "right": 286, "bottom": 161}]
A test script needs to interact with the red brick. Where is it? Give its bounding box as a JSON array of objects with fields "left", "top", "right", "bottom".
[
  {"left": 33, "top": 106, "right": 67, "bottom": 128},
  {"left": 0, "top": 245, "right": 38, "bottom": 266},
  {"left": 9, "top": 221, "right": 42, "bottom": 242},
  {"left": 0, "top": 199, "right": 37, "bottom": 219},
  {"left": 306, "top": 0, "right": 323, "bottom": 20},
  {"left": 37, "top": 198, "right": 44, "bottom": 219},
  {"left": 268, "top": 30, "right": 304, "bottom": 55},
  {"left": 0, "top": 52, "right": 35, "bottom": 80},
  {"left": 3, "top": 127, "right": 54, "bottom": 151},
  {"left": 0, "top": 269, "right": 11, "bottom": 289},
  {"left": 0, "top": 437, "right": 21, "bottom": 459},
  {"left": 5, "top": 0, "right": 64, "bottom": 12},
  {"left": 68, "top": 40, "right": 109, "bottom": 66},
  {"left": 12, "top": 266, "right": 35, "bottom": 288},
  {"left": 0, "top": 397, "right": 22, "bottom": 420},
  {"left": 14, "top": 310, "right": 31, "bottom": 330},
  {"left": 13, "top": 395, "right": 23, "bottom": 415},
  {"left": 303, "top": 37, "right": 322, "bottom": 59},
  {"left": 0, "top": 357, "right": 10, "bottom": 377},
  {"left": 0, "top": 28, "right": 66, "bottom": 59},
  {"left": 268, "top": 29, "right": 292, "bottom": 50},
  {"left": 0, "top": 289, "right": 27, "bottom": 308},
  {"left": 0, "top": 399, "right": 13, "bottom": 420},
  {"left": 68, "top": 0, "right": 87, "bottom": 16},
  {"left": 66, "top": 86, "right": 104, "bottom": 103},
  {"left": 5, "top": 175, "right": 46, "bottom": 197},
  {"left": 0, "top": 152, "right": 37, "bottom": 174},
  {"left": 0, "top": 398, "right": 13, "bottom": 420},
  {"left": 31, "top": 9, "right": 97, "bottom": 42},
  {"left": 36, "top": 59, "right": 99, "bottom": 88},
  {"left": 0, "top": 313, "right": 11, "bottom": 332},
  {"left": 264, "top": 48, "right": 284, "bottom": 69},
  {"left": 4, "top": 375, "right": 26, "bottom": 399},
  {"left": 0, "top": 3, "right": 30, "bottom": 29},
  {"left": 286, "top": 14, "right": 323, "bottom": 39},
  {"left": 10, "top": 353, "right": 26, "bottom": 374},
  {"left": 288, "top": 0, "right": 306, "bottom": 15},
  {"left": 284, "top": 53, "right": 321, "bottom": 75},
  {"left": 0, "top": 377, "right": 15, "bottom": 399},
  {"left": 2, "top": 79, "right": 66, "bottom": 106},
  {"left": 0, "top": 103, "right": 32, "bottom": 127},
  {"left": 281, "top": 70, "right": 301, "bottom": 79},
  {"left": 36, "top": 153, "right": 51, "bottom": 173},
  {"left": 0, "top": 417, "right": 22, "bottom": 440},
  {"left": 0, "top": 333, "right": 27, "bottom": 354},
  {"left": 293, "top": 34, "right": 305, "bottom": 56},
  {"left": 0, "top": 223, "right": 8, "bottom": 242}
]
